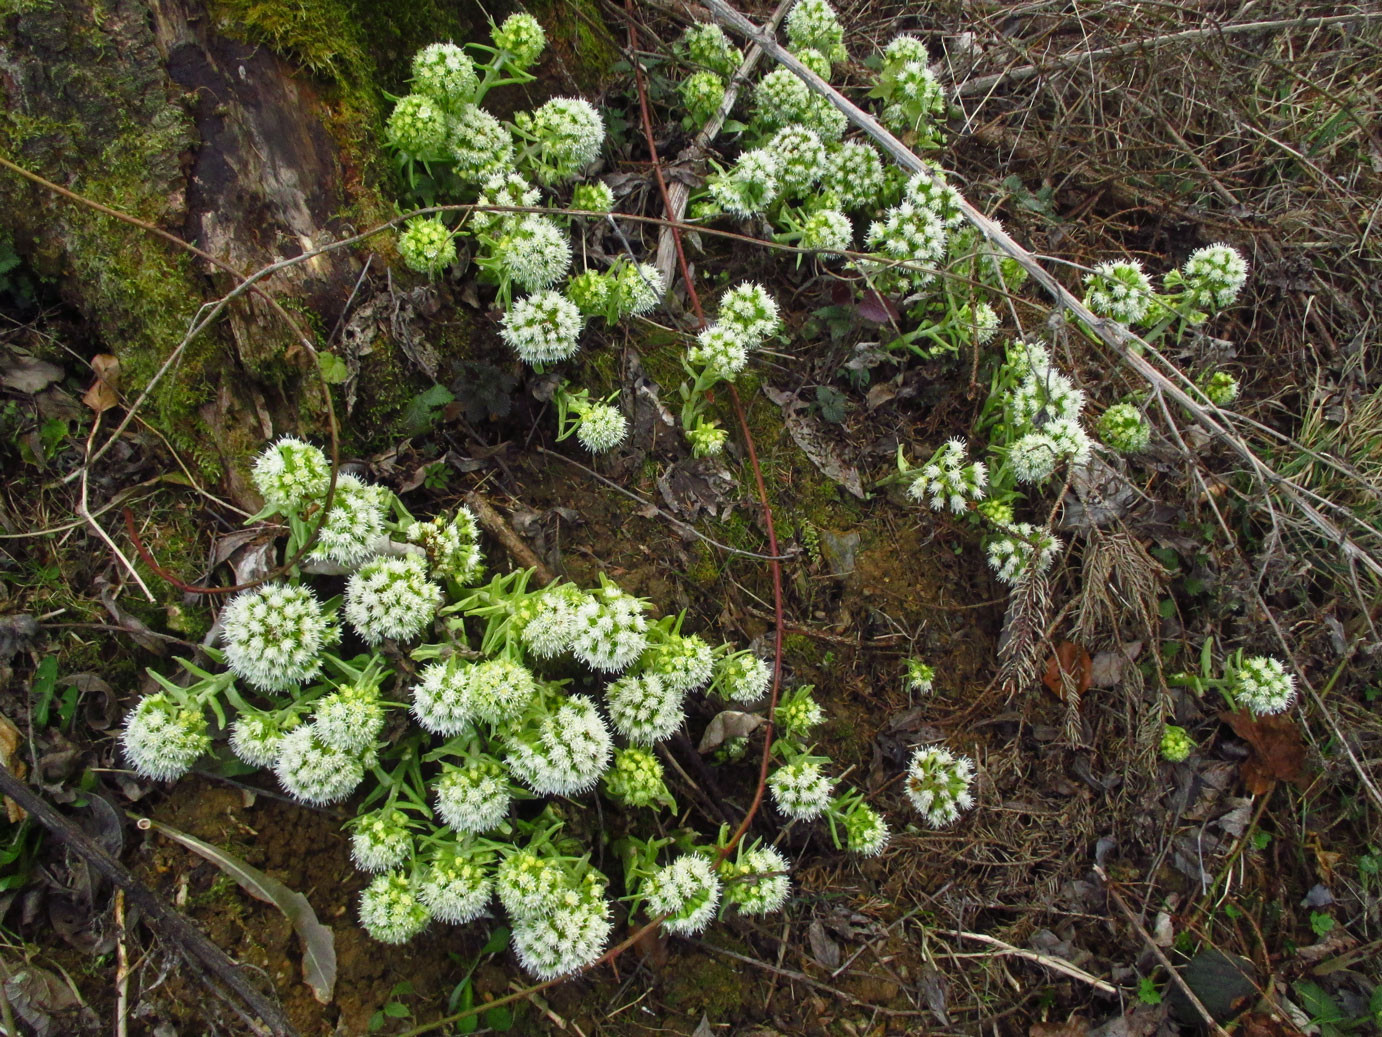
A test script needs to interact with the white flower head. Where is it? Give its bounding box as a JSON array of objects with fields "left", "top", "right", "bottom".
[
  {"left": 411, "top": 42, "right": 478, "bottom": 106},
  {"left": 500, "top": 290, "right": 584, "bottom": 365},
  {"left": 1008, "top": 369, "right": 1086, "bottom": 427},
  {"left": 251, "top": 436, "right": 330, "bottom": 513},
  {"left": 1045, "top": 417, "right": 1092, "bottom": 466},
  {"left": 412, "top": 658, "right": 476, "bottom": 736},
  {"left": 504, "top": 694, "right": 614, "bottom": 796},
  {"left": 467, "top": 658, "right": 538, "bottom": 726},
  {"left": 640, "top": 632, "right": 715, "bottom": 695},
  {"left": 612, "top": 262, "right": 665, "bottom": 317},
  {"left": 519, "top": 583, "right": 589, "bottom": 659},
  {"left": 714, "top": 651, "right": 771, "bottom": 703},
  {"left": 418, "top": 849, "right": 492, "bottom": 924},
  {"left": 905, "top": 745, "right": 975, "bottom": 827},
  {"left": 1231, "top": 655, "right": 1297, "bottom": 716},
  {"left": 1175, "top": 243, "right": 1248, "bottom": 310},
  {"left": 435, "top": 757, "right": 511, "bottom": 834},
  {"left": 718, "top": 282, "right": 781, "bottom": 345},
  {"left": 785, "top": 0, "right": 846, "bottom": 63},
  {"left": 884, "top": 34, "right": 930, "bottom": 70},
  {"left": 688, "top": 324, "right": 750, "bottom": 380},
  {"left": 906, "top": 438, "right": 986, "bottom": 512},
  {"left": 511, "top": 887, "right": 612, "bottom": 980},
  {"left": 492, "top": 214, "right": 571, "bottom": 292},
  {"left": 837, "top": 797, "right": 889, "bottom": 856},
  {"left": 307, "top": 473, "right": 388, "bottom": 568},
  {"left": 570, "top": 180, "right": 615, "bottom": 213},
  {"left": 986, "top": 523, "right": 1063, "bottom": 585},
  {"left": 570, "top": 581, "right": 649, "bottom": 673},
  {"left": 903, "top": 169, "right": 964, "bottom": 226},
  {"left": 398, "top": 215, "right": 457, "bottom": 276},
  {"left": 385, "top": 94, "right": 451, "bottom": 158},
  {"left": 406, "top": 507, "right": 484, "bottom": 586},
  {"left": 358, "top": 872, "right": 430, "bottom": 944},
  {"left": 821, "top": 141, "right": 887, "bottom": 211},
  {"left": 448, "top": 103, "right": 515, "bottom": 182},
  {"left": 800, "top": 208, "right": 852, "bottom": 257},
  {"left": 1008, "top": 432, "right": 1060, "bottom": 485},
  {"left": 1200, "top": 371, "right": 1239, "bottom": 406},
  {"left": 312, "top": 681, "right": 385, "bottom": 754},
  {"left": 228, "top": 711, "right": 291, "bottom": 769},
  {"left": 753, "top": 68, "right": 812, "bottom": 133},
  {"left": 774, "top": 685, "right": 823, "bottom": 739},
  {"left": 866, "top": 200, "right": 946, "bottom": 286},
  {"left": 496, "top": 849, "right": 571, "bottom": 919},
  {"left": 493, "top": 12, "right": 547, "bottom": 69},
  {"left": 576, "top": 403, "right": 628, "bottom": 454},
  {"left": 605, "top": 672, "right": 685, "bottom": 745},
  {"left": 121, "top": 694, "right": 210, "bottom": 781},
  {"left": 687, "top": 420, "right": 729, "bottom": 457},
  {"left": 1084, "top": 259, "right": 1154, "bottom": 325},
  {"left": 344, "top": 554, "right": 441, "bottom": 645},
  {"left": 769, "top": 757, "right": 833, "bottom": 821},
  {"left": 768, "top": 125, "right": 827, "bottom": 196},
  {"left": 274, "top": 725, "right": 365, "bottom": 806},
  {"left": 643, "top": 854, "right": 721, "bottom": 935},
  {"left": 1097, "top": 403, "right": 1151, "bottom": 454},
  {"left": 679, "top": 23, "right": 742, "bottom": 77},
  {"left": 472, "top": 171, "right": 540, "bottom": 235},
  {"left": 722, "top": 842, "right": 791, "bottom": 916},
  {"left": 681, "top": 70, "right": 727, "bottom": 124},
  {"left": 350, "top": 808, "right": 414, "bottom": 874},
  {"left": 522, "top": 97, "right": 604, "bottom": 183},
  {"left": 220, "top": 582, "right": 332, "bottom": 692},
  {"left": 709, "top": 148, "right": 780, "bottom": 216},
  {"left": 905, "top": 659, "right": 935, "bottom": 695}
]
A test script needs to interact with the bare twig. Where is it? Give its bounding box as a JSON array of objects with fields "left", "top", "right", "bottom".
[
  {"left": 948, "top": 929, "right": 1118, "bottom": 996},
  {"left": 463, "top": 492, "right": 556, "bottom": 586}
]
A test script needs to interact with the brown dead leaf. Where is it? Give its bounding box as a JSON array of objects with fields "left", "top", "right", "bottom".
[
  {"left": 1043, "top": 642, "right": 1092, "bottom": 702},
  {"left": 1220, "top": 710, "right": 1307, "bottom": 794},
  {"left": 1030, "top": 1016, "right": 1089, "bottom": 1037},
  {"left": 81, "top": 354, "right": 120, "bottom": 414},
  {"left": 697, "top": 710, "right": 765, "bottom": 753},
  {"left": 0, "top": 710, "right": 27, "bottom": 821},
  {"left": 1236, "top": 1013, "right": 1294, "bottom": 1037}
]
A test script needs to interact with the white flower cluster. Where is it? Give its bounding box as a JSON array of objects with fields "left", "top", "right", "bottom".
[
  {"left": 785, "top": 0, "right": 846, "bottom": 64},
  {"left": 865, "top": 200, "right": 946, "bottom": 287},
  {"left": 1169, "top": 243, "right": 1248, "bottom": 310},
  {"left": 769, "top": 125, "right": 827, "bottom": 197},
  {"left": 714, "top": 651, "right": 772, "bottom": 703},
  {"left": 688, "top": 324, "right": 749, "bottom": 379},
  {"left": 575, "top": 402, "right": 628, "bottom": 454},
  {"left": 490, "top": 214, "right": 571, "bottom": 292},
  {"left": 799, "top": 207, "right": 852, "bottom": 256},
  {"left": 679, "top": 23, "right": 742, "bottom": 77},
  {"left": 344, "top": 554, "right": 442, "bottom": 645},
  {"left": 251, "top": 436, "right": 330, "bottom": 512},
  {"left": 500, "top": 289, "right": 584, "bottom": 365},
  {"left": 1096, "top": 403, "right": 1151, "bottom": 454},
  {"left": 518, "top": 97, "right": 605, "bottom": 184},
  {"left": 833, "top": 794, "right": 890, "bottom": 856},
  {"left": 307, "top": 473, "right": 388, "bottom": 567},
  {"left": 386, "top": 93, "right": 451, "bottom": 158},
  {"left": 905, "top": 745, "right": 975, "bottom": 827},
  {"left": 274, "top": 725, "right": 367, "bottom": 805},
  {"left": 640, "top": 631, "right": 716, "bottom": 695},
  {"left": 504, "top": 694, "right": 613, "bottom": 796},
  {"left": 603, "top": 746, "right": 671, "bottom": 808},
  {"left": 492, "top": 12, "right": 546, "bottom": 69},
  {"left": 570, "top": 581, "right": 649, "bottom": 672},
  {"left": 1230, "top": 655, "right": 1296, "bottom": 716},
  {"left": 221, "top": 583, "right": 331, "bottom": 692},
  {"left": 312, "top": 682, "right": 385, "bottom": 755},
  {"left": 418, "top": 848, "right": 493, "bottom": 924},
  {"left": 519, "top": 583, "right": 590, "bottom": 659},
  {"left": 510, "top": 879, "right": 612, "bottom": 981},
  {"left": 449, "top": 104, "right": 515, "bottom": 182},
  {"left": 1084, "top": 259, "right": 1154, "bottom": 325},
  {"left": 709, "top": 148, "right": 780, "bottom": 217},
  {"left": 1009, "top": 417, "right": 1091, "bottom": 485},
  {"left": 350, "top": 809, "right": 413, "bottom": 873},
  {"left": 406, "top": 508, "right": 484, "bottom": 585},
  {"left": 359, "top": 873, "right": 431, "bottom": 945},
  {"left": 121, "top": 693, "right": 210, "bottom": 781},
  {"left": 821, "top": 140, "right": 887, "bottom": 211},
  {"left": 434, "top": 757, "right": 511, "bottom": 833},
  {"left": 721, "top": 842, "right": 791, "bottom": 915},
  {"left": 986, "top": 522, "right": 1063, "bottom": 585},
  {"left": 229, "top": 711, "right": 290, "bottom": 769},
  {"left": 642, "top": 854, "right": 721, "bottom": 935},
  {"left": 398, "top": 215, "right": 457, "bottom": 276},
  {"left": 768, "top": 757, "right": 834, "bottom": 820},
  {"left": 906, "top": 438, "right": 987, "bottom": 513},
  {"left": 411, "top": 42, "right": 478, "bottom": 108},
  {"left": 605, "top": 673, "right": 685, "bottom": 744}
]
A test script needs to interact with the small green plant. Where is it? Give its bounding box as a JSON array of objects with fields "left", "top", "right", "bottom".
[
  {"left": 445, "top": 926, "right": 515, "bottom": 1034},
  {"left": 368, "top": 980, "right": 416, "bottom": 1032},
  {"left": 1309, "top": 911, "right": 1336, "bottom": 938},
  {"left": 1137, "top": 975, "right": 1163, "bottom": 1005}
]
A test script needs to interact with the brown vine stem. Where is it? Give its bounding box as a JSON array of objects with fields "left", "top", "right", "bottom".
[{"left": 0, "top": 152, "right": 340, "bottom": 596}]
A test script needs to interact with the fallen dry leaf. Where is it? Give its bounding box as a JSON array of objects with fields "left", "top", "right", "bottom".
[
  {"left": 81, "top": 353, "right": 120, "bottom": 414},
  {"left": 0, "top": 710, "right": 28, "bottom": 821},
  {"left": 1220, "top": 709, "right": 1307, "bottom": 794},
  {"left": 1030, "top": 1016, "right": 1089, "bottom": 1037},
  {"left": 1043, "top": 642, "right": 1092, "bottom": 702}
]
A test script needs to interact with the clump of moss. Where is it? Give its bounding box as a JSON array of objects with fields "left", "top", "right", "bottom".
[{"left": 661, "top": 953, "right": 747, "bottom": 1018}]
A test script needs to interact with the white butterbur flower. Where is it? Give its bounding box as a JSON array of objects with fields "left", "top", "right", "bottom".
[
  {"left": 906, "top": 438, "right": 986, "bottom": 513},
  {"left": 411, "top": 42, "right": 478, "bottom": 106},
  {"left": 605, "top": 673, "right": 685, "bottom": 744},
  {"left": 1231, "top": 655, "right": 1296, "bottom": 716},
  {"left": 1172, "top": 243, "right": 1248, "bottom": 310},
  {"left": 274, "top": 726, "right": 365, "bottom": 805},
  {"left": 709, "top": 148, "right": 780, "bottom": 216},
  {"left": 785, "top": 0, "right": 846, "bottom": 63},
  {"left": 1008, "top": 432, "right": 1060, "bottom": 485},
  {"left": 884, "top": 34, "right": 929, "bottom": 67},
  {"left": 492, "top": 12, "right": 546, "bottom": 68},
  {"left": 688, "top": 324, "right": 750, "bottom": 379},
  {"left": 406, "top": 508, "right": 484, "bottom": 586},
  {"left": 495, "top": 849, "right": 574, "bottom": 918},
  {"left": 640, "top": 632, "right": 715, "bottom": 694},
  {"left": 821, "top": 141, "right": 886, "bottom": 211},
  {"left": 571, "top": 181, "right": 615, "bottom": 213},
  {"left": 603, "top": 747, "right": 672, "bottom": 809},
  {"left": 643, "top": 855, "right": 720, "bottom": 935},
  {"left": 1008, "top": 368, "right": 1085, "bottom": 426},
  {"left": 358, "top": 873, "right": 430, "bottom": 944},
  {"left": 350, "top": 809, "right": 414, "bottom": 873},
  {"left": 386, "top": 94, "right": 451, "bottom": 158},
  {"left": 307, "top": 473, "right": 388, "bottom": 567},
  {"left": 492, "top": 214, "right": 571, "bottom": 292},
  {"left": 768, "top": 125, "right": 827, "bottom": 196},
  {"left": 522, "top": 97, "right": 605, "bottom": 183},
  {"left": 769, "top": 758, "right": 833, "bottom": 821},
  {"left": 229, "top": 712, "right": 290, "bottom": 768},
  {"left": 986, "top": 523, "right": 1063, "bottom": 585},
  {"left": 722, "top": 843, "right": 790, "bottom": 916},
  {"left": 570, "top": 581, "right": 649, "bottom": 673},
  {"left": 220, "top": 583, "right": 331, "bottom": 692},
  {"left": 397, "top": 216, "right": 457, "bottom": 276},
  {"left": 904, "top": 170, "right": 964, "bottom": 227},
  {"left": 613, "top": 262, "right": 666, "bottom": 317},
  {"left": 1084, "top": 259, "right": 1154, "bottom": 325},
  {"left": 576, "top": 403, "right": 628, "bottom": 453},
  {"left": 866, "top": 200, "right": 946, "bottom": 284},
  {"left": 800, "top": 208, "right": 852, "bottom": 256},
  {"left": 905, "top": 745, "right": 975, "bottom": 827},
  {"left": 904, "top": 659, "right": 935, "bottom": 695},
  {"left": 121, "top": 694, "right": 210, "bottom": 781},
  {"left": 412, "top": 658, "right": 475, "bottom": 736},
  {"left": 774, "top": 685, "right": 823, "bottom": 739},
  {"left": 679, "top": 23, "right": 742, "bottom": 77},
  {"left": 472, "top": 172, "right": 540, "bottom": 235},
  {"left": 753, "top": 69, "right": 812, "bottom": 133},
  {"left": 715, "top": 651, "right": 771, "bottom": 703},
  {"left": 344, "top": 554, "right": 441, "bottom": 645},
  {"left": 466, "top": 658, "right": 538, "bottom": 725},
  {"left": 718, "top": 283, "right": 781, "bottom": 345},
  {"left": 419, "top": 850, "right": 492, "bottom": 924},
  {"left": 1006, "top": 339, "right": 1053, "bottom": 381},
  {"left": 511, "top": 888, "right": 612, "bottom": 980},
  {"left": 312, "top": 682, "right": 385, "bottom": 754},
  {"left": 519, "top": 584, "right": 589, "bottom": 659},
  {"left": 1045, "top": 417, "right": 1092, "bottom": 466},
  {"left": 251, "top": 436, "right": 330, "bottom": 512},
  {"left": 504, "top": 695, "right": 613, "bottom": 796},
  {"left": 500, "top": 290, "right": 584, "bottom": 365},
  {"left": 836, "top": 796, "right": 889, "bottom": 856},
  {"left": 435, "top": 758, "right": 511, "bottom": 833},
  {"left": 448, "top": 103, "right": 514, "bottom": 182},
  {"left": 1097, "top": 403, "right": 1151, "bottom": 454}
]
